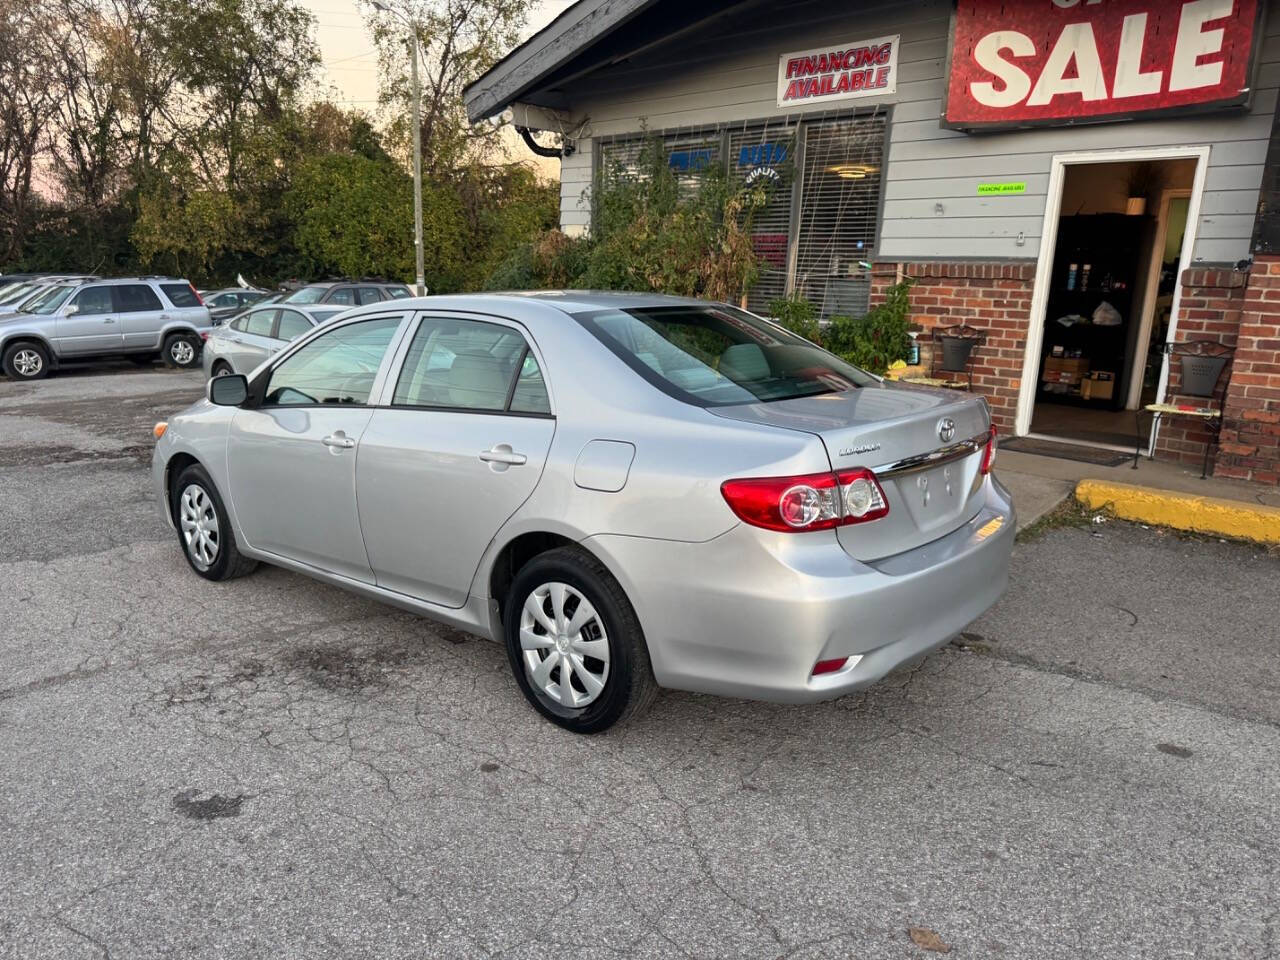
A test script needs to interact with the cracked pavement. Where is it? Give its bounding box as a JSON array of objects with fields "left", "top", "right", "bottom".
[{"left": 1, "top": 368, "right": 1278, "bottom": 959}]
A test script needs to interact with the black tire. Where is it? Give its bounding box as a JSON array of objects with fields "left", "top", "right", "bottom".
[
  {"left": 503, "top": 546, "right": 658, "bottom": 734},
  {"left": 163, "top": 332, "right": 201, "bottom": 368},
  {"left": 170, "top": 463, "right": 258, "bottom": 581},
  {"left": 2, "top": 340, "right": 51, "bottom": 380},
  {"left": 211, "top": 360, "right": 233, "bottom": 377}
]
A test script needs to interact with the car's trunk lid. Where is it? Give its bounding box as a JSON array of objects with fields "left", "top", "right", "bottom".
[{"left": 709, "top": 382, "right": 991, "bottom": 561}]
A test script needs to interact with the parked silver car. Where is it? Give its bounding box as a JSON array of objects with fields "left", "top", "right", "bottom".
[
  {"left": 202, "top": 287, "right": 274, "bottom": 324},
  {"left": 0, "top": 277, "right": 212, "bottom": 380},
  {"left": 152, "top": 293, "right": 1014, "bottom": 733},
  {"left": 202, "top": 303, "right": 349, "bottom": 378}
]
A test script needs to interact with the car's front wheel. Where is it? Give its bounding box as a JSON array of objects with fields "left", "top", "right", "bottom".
[
  {"left": 163, "top": 332, "right": 201, "bottom": 368},
  {"left": 171, "top": 463, "right": 258, "bottom": 581},
  {"left": 210, "top": 360, "right": 234, "bottom": 377},
  {"left": 503, "top": 547, "right": 657, "bottom": 733},
  {"left": 2, "top": 341, "right": 51, "bottom": 380}
]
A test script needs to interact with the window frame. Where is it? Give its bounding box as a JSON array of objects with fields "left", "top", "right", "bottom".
[
  {"left": 376, "top": 310, "right": 555, "bottom": 419},
  {"left": 70, "top": 285, "right": 115, "bottom": 316},
  {"left": 112, "top": 283, "right": 164, "bottom": 314},
  {"left": 272, "top": 308, "right": 313, "bottom": 342},
  {"left": 245, "top": 311, "right": 413, "bottom": 410},
  {"left": 241, "top": 308, "right": 278, "bottom": 338}
]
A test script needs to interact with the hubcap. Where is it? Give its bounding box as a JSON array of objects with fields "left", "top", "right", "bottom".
[
  {"left": 519, "top": 582, "right": 610, "bottom": 709},
  {"left": 171, "top": 340, "right": 195, "bottom": 365},
  {"left": 179, "top": 484, "right": 220, "bottom": 570},
  {"left": 12, "top": 349, "right": 41, "bottom": 377}
]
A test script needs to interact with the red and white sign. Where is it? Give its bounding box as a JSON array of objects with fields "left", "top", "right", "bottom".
[
  {"left": 777, "top": 35, "right": 899, "bottom": 107},
  {"left": 944, "top": 0, "right": 1260, "bottom": 129}
]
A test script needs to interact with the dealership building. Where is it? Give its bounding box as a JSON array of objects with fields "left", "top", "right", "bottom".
[{"left": 466, "top": 0, "right": 1280, "bottom": 484}]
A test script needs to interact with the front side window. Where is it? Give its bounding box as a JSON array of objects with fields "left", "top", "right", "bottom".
[
  {"left": 264, "top": 316, "right": 401, "bottom": 406},
  {"left": 71, "top": 287, "right": 114, "bottom": 316},
  {"left": 355, "top": 287, "right": 383, "bottom": 305},
  {"left": 327, "top": 287, "right": 355, "bottom": 306},
  {"left": 575, "top": 305, "right": 874, "bottom": 407},
  {"left": 393, "top": 317, "right": 536, "bottom": 412},
  {"left": 275, "top": 309, "right": 311, "bottom": 341},
  {"left": 114, "top": 284, "right": 163, "bottom": 313}
]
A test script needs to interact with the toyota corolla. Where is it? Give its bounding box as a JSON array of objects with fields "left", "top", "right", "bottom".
[{"left": 152, "top": 293, "right": 1014, "bottom": 733}]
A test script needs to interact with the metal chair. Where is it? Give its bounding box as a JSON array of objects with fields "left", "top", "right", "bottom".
[
  {"left": 900, "top": 323, "right": 986, "bottom": 390},
  {"left": 1133, "top": 340, "right": 1234, "bottom": 479}
]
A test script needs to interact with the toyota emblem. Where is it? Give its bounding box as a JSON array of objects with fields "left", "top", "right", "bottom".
[{"left": 938, "top": 417, "right": 956, "bottom": 442}]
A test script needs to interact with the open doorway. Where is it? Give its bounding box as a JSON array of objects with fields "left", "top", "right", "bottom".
[{"left": 1023, "top": 156, "right": 1198, "bottom": 450}]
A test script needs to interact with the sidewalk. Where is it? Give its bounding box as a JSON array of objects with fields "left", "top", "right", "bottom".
[{"left": 997, "top": 447, "right": 1280, "bottom": 541}]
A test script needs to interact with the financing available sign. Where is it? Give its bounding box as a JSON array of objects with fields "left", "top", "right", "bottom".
[
  {"left": 944, "top": 0, "right": 1262, "bottom": 130},
  {"left": 777, "top": 35, "right": 899, "bottom": 107}
]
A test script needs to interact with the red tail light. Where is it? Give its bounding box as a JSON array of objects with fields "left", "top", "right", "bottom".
[
  {"left": 190, "top": 283, "right": 204, "bottom": 306},
  {"left": 812, "top": 657, "right": 849, "bottom": 676},
  {"left": 980, "top": 424, "right": 998, "bottom": 475},
  {"left": 721, "top": 467, "right": 889, "bottom": 533}
]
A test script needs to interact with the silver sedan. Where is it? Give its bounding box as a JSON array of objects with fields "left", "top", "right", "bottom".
[
  {"left": 153, "top": 293, "right": 1014, "bottom": 733},
  {"left": 202, "top": 303, "right": 349, "bottom": 378}
]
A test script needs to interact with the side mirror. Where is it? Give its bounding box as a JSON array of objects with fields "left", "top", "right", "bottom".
[
  {"left": 63, "top": 304, "right": 79, "bottom": 316},
  {"left": 208, "top": 373, "right": 249, "bottom": 406}
]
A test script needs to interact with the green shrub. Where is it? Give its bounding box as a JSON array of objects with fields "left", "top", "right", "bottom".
[{"left": 767, "top": 295, "right": 820, "bottom": 342}]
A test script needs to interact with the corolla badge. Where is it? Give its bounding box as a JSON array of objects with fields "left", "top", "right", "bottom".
[
  {"left": 937, "top": 417, "right": 956, "bottom": 443},
  {"left": 838, "top": 442, "right": 881, "bottom": 457}
]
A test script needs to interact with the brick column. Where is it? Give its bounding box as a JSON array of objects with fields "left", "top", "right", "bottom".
[
  {"left": 871, "top": 261, "right": 1035, "bottom": 434},
  {"left": 1153, "top": 267, "right": 1246, "bottom": 465},
  {"left": 1215, "top": 256, "right": 1280, "bottom": 484}
]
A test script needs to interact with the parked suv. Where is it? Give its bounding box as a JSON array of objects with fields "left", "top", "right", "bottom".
[
  {"left": 280, "top": 280, "right": 413, "bottom": 306},
  {"left": 0, "top": 277, "right": 211, "bottom": 380}
]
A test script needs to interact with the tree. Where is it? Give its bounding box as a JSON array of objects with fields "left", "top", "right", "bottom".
[
  {"left": 364, "top": 0, "right": 527, "bottom": 177},
  {"left": 283, "top": 152, "right": 465, "bottom": 285}
]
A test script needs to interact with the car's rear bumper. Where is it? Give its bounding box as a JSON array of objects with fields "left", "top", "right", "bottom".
[{"left": 584, "top": 475, "right": 1015, "bottom": 704}]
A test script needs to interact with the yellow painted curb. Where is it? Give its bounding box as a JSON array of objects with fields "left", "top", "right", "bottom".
[{"left": 1075, "top": 479, "right": 1280, "bottom": 544}]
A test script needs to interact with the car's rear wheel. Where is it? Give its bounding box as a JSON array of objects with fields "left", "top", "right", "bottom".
[
  {"left": 171, "top": 463, "right": 258, "bottom": 581},
  {"left": 2, "top": 341, "right": 51, "bottom": 380},
  {"left": 163, "top": 333, "right": 201, "bottom": 368},
  {"left": 503, "top": 547, "right": 657, "bottom": 734}
]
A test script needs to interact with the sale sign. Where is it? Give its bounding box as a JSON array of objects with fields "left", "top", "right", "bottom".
[
  {"left": 777, "top": 35, "right": 899, "bottom": 107},
  {"left": 944, "top": 0, "right": 1261, "bottom": 129}
]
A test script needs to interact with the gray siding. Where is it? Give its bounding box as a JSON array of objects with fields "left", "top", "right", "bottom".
[{"left": 554, "top": 0, "right": 1279, "bottom": 264}]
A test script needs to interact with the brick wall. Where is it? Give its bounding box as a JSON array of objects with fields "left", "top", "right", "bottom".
[
  {"left": 1215, "top": 256, "right": 1280, "bottom": 484},
  {"left": 1153, "top": 267, "right": 1246, "bottom": 466},
  {"left": 870, "top": 262, "right": 1035, "bottom": 434}
]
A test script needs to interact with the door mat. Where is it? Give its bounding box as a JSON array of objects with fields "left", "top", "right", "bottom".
[{"left": 1002, "top": 437, "right": 1132, "bottom": 467}]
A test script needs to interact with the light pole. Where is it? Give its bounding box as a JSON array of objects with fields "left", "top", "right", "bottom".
[{"left": 371, "top": 0, "right": 426, "bottom": 297}]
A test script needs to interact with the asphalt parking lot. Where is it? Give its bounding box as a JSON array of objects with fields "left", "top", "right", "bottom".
[{"left": 1, "top": 367, "right": 1278, "bottom": 959}]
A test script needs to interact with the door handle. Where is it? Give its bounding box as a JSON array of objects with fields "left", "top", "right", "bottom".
[
  {"left": 322, "top": 433, "right": 356, "bottom": 449},
  {"left": 103, "top": 318, "right": 116, "bottom": 324},
  {"left": 479, "top": 445, "right": 527, "bottom": 466}
]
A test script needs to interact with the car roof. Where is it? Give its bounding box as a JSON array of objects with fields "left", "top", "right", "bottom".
[{"left": 411, "top": 290, "right": 714, "bottom": 313}]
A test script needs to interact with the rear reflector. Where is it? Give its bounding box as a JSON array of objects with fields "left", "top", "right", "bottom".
[
  {"left": 811, "top": 657, "right": 848, "bottom": 676},
  {"left": 980, "top": 424, "right": 998, "bottom": 475},
  {"left": 721, "top": 467, "right": 889, "bottom": 533}
]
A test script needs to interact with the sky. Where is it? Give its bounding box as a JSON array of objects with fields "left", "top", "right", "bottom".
[{"left": 305, "top": 0, "right": 569, "bottom": 115}]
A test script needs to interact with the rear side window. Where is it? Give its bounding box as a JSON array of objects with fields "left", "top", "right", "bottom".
[
  {"left": 327, "top": 287, "right": 355, "bottom": 306},
  {"left": 264, "top": 317, "right": 401, "bottom": 406},
  {"left": 393, "top": 317, "right": 536, "bottom": 413},
  {"left": 355, "top": 287, "right": 384, "bottom": 305},
  {"left": 72, "top": 287, "right": 114, "bottom": 316},
  {"left": 275, "top": 309, "right": 311, "bottom": 341},
  {"left": 160, "top": 283, "right": 200, "bottom": 307},
  {"left": 575, "top": 305, "right": 875, "bottom": 407},
  {"left": 244, "top": 309, "right": 276, "bottom": 337},
  {"left": 114, "top": 284, "right": 163, "bottom": 313}
]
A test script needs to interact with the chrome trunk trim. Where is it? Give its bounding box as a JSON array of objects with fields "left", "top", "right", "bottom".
[{"left": 872, "top": 432, "right": 989, "bottom": 479}]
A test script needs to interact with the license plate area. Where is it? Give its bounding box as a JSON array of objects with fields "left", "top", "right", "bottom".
[{"left": 897, "top": 461, "right": 975, "bottom": 529}]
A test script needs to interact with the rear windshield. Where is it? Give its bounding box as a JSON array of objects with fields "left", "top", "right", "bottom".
[
  {"left": 573, "top": 305, "right": 875, "bottom": 406},
  {"left": 282, "top": 286, "right": 326, "bottom": 304},
  {"left": 160, "top": 283, "right": 200, "bottom": 307}
]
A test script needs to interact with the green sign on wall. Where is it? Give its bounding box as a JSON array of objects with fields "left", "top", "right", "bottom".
[{"left": 977, "top": 182, "right": 1027, "bottom": 195}]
